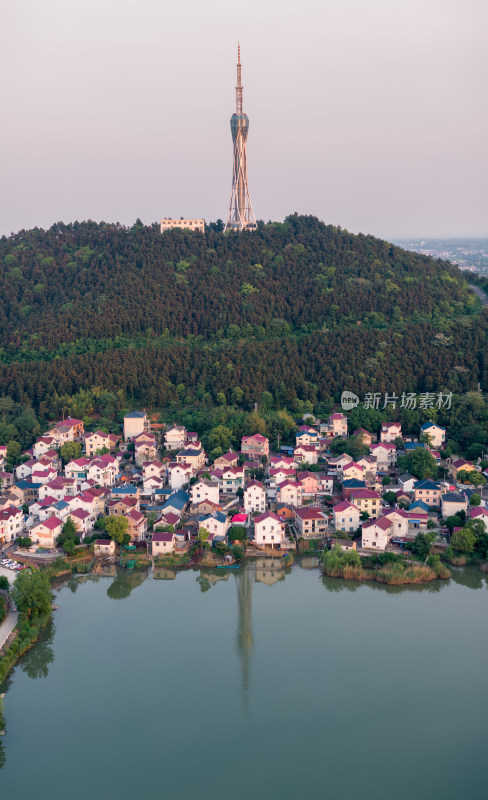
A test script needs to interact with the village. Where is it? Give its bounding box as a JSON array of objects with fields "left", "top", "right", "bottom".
[{"left": 0, "top": 407, "right": 487, "bottom": 570}]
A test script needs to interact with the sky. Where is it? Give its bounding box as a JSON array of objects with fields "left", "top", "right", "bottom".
[{"left": 1, "top": 0, "right": 487, "bottom": 239}]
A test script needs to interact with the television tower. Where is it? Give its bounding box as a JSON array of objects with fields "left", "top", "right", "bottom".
[{"left": 225, "top": 45, "right": 257, "bottom": 232}]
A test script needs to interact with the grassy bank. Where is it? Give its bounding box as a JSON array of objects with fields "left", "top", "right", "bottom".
[{"left": 322, "top": 547, "right": 451, "bottom": 585}]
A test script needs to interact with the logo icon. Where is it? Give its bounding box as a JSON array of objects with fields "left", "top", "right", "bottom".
[{"left": 341, "top": 391, "right": 359, "bottom": 410}]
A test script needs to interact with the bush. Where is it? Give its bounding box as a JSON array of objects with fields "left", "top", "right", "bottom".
[
  {"left": 17, "top": 536, "right": 32, "bottom": 548},
  {"left": 228, "top": 526, "right": 247, "bottom": 543},
  {"left": 231, "top": 544, "right": 245, "bottom": 561},
  {"left": 0, "top": 595, "right": 6, "bottom": 624}
]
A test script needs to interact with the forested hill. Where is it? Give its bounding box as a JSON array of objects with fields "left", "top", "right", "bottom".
[{"left": 0, "top": 213, "right": 487, "bottom": 411}]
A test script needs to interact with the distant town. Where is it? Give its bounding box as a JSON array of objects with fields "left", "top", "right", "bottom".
[{"left": 393, "top": 238, "right": 488, "bottom": 276}]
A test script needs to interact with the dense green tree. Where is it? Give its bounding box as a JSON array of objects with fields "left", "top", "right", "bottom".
[
  {"left": 60, "top": 441, "right": 82, "bottom": 463},
  {"left": 451, "top": 527, "right": 476, "bottom": 553},
  {"left": 104, "top": 515, "right": 129, "bottom": 545},
  {"left": 397, "top": 449, "right": 437, "bottom": 480},
  {"left": 11, "top": 569, "right": 52, "bottom": 617}
]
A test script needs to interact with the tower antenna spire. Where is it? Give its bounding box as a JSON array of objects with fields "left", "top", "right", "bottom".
[
  {"left": 225, "top": 44, "right": 257, "bottom": 232},
  {"left": 236, "top": 43, "right": 243, "bottom": 115}
]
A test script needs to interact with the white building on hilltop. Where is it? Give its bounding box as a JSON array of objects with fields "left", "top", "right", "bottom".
[{"left": 160, "top": 219, "right": 205, "bottom": 233}]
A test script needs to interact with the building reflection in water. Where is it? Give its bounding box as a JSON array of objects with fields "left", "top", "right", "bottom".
[{"left": 234, "top": 557, "right": 287, "bottom": 703}]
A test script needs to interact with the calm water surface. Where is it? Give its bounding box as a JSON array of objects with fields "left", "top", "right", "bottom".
[{"left": 1, "top": 560, "right": 487, "bottom": 800}]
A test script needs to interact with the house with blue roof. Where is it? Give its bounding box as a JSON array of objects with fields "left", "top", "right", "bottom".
[
  {"left": 420, "top": 422, "right": 446, "bottom": 449},
  {"left": 404, "top": 441, "right": 426, "bottom": 452},
  {"left": 162, "top": 490, "right": 190, "bottom": 518},
  {"left": 111, "top": 485, "right": 139, "bottom": 500},
  {"left": 198, "top": 510, "right": 229, "bottom": 538},
  {"left": 409, "top": 500, "right": 429, "bottom": 513},
  {"left": 123, "top": 410, "right": 148, "bottom": 442},
  {"left": 413, "top": 479, "right": 442, "bottom": 508}
]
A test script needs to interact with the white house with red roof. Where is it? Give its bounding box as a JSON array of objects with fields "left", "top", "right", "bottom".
[
  {"left": 191, "top": 479, "right": 220, "bottom": 507},
  {"left": 293, "top": 445, "right": 318, "bottom": 465},
  {"left": 333, "top": 501, "right": 360, "bottom": 533},
  {"left": 327, "top": 454, "right": 353, "bottom": 475},
  {"left": 468, "top": 506, "right": 488, "bottom": 532},
  {"left": 268, "top": 455, "right": 297, "bottom": 471},
  {"left": 30, "top": 464, "right": 58, "bottom": 485},
  {"left": 254, "top": 511, "right": 285, "bottom": 548},
  {"left": 241, "top": 434, "right": 269, "bottom": 462},
  {"left": 370, "top": 442, "right": 397, "bottom": 467},
  {"left": 134, "top": 437, "right": 158, "bottom": 467},
  {"left": 268, "top": 467, "right": 296, "bottom": 485},
  {"left": 293, "top": 507, "right": 328, "bottom": 538},
  {"left": 277, "top": 480, "right": 302, "bottom": 507},
  {"left": 220, "top": 466, "right": 245, "bottom": 494},
  {"left": 65, "top": 458, "right": 92, "bottom": 482},
  {"left": 328, "top": 412, "right": 348, "bottom": 438},
  {"left": 152, "top": 531, "right": 176, "bottom": 556},
  {"left": 0, "top": 505, "right": 24, "bottom": 542},
  {"left": 142, "top": 460, "right": 166, "bottom": 481},
  {"left": 31, "top": 515, "right": 63, "bottom": 548},
  {"left": 86, "top": 454, "right": 118, "bottom": 487},
  {"left": 168, "top": 462, "right": 192, "bottom": 490},
  {"left": 164, "top": 424, "right": 187, "bottom": 451},
  {"left": 380, "top": 422, "right": 401, "bottom": 444},
  {"left": 361, "top": 516, "right": 393, "bottom": 550},
  {"left": 33, "top": 436, "right": 56, "bottom": 459},
  {"left": 126, "top": 509, "right": 147, "bottom": 541},
  {"left": 348, "top": 488, "right": 381, "bottom": 518},
  {"left": 214, "top": 450, "right": 240, "bottom": 469},
  {"left": 39, "top": 477, "right": 77, "bottom": 501},
  {"left": 85, "top": 430, "right": 119, "bottom": 457},
  {"left": 46, "top": 417, "right": 84, "bottom": 444},
  {"left": 68, "top": 508, "right": 94, "bottom": 539},
  {"left": 15, "top": 458, "right": 37, "bottom": 481},
  {"left": 382, "top": 506, "right": 410, "bottom": 537},
  {"left": 244, "top": 480, "right": 266, "bottom": 513},
  {"left": 342, "top": 461, "right": 365, "bottom": 481}
]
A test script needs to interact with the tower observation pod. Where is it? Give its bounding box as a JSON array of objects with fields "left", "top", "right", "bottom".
[{"left": 225, "top": 45, "right": 257, "bottom": 232}]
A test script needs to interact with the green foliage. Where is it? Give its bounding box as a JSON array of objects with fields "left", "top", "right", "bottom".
[
  {"left": 0, "top": 575, "right": 9, "bottom": 591},
  {"left": 451, "top": 527, "right": 476, "bottom": 553},
  {"left": 231, "top": 544, "right": 245, "bottom": 561},
  {"left": 469, "top": 493, "right": 481, "bottom": 506},
  {"left": 0, "top": 595, "right": 6, "bottom": 624},
  {"left": 104, "top": 515, "right": 129, "bottom": 544},
  {"left": 11, "top": 569, "right": 52, "bottom": 617},
  {"left": 0, "top": 217, "right": 485, "bottom": 448},
  {"left": 198, "top": 527, "right": 210, "bottom": 548},
  {"left": 56, "top": 517, "right": 80, "bottom": 554},
  {"left": 330, "top": 435, "right": 368, "bottom": 461},
  {"left": 409, "top": 532, "right": 434, "bottom": 560},
  {"left": 445, "top": 514, "right": 463, "bottom": 532},
  {"left": 228, "top": 525, "right": 247, "bottom": 543},
  {"left": 322, "top": 544, "right": 361, "bottom": 575},
  {"left": 382, "top": 491, "right": 397, "bottom": 505},
  {"left": 60, "top": 441, "right": 82, "bottom": 463},
  {"left": 397, "top": 448, "right": 438, "bottom": 479},
  {"left": 17, "top": 536, "right": 32, "bottom": 548}
]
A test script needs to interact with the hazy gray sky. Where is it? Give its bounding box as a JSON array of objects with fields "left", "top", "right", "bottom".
[{"left": 1, "top": 0, "right": 487, "bottom": 238}]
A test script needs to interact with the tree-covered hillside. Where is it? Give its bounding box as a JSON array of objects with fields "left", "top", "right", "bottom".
[{"left": 0, "top": 214, "right": 487, "bottom": 409}]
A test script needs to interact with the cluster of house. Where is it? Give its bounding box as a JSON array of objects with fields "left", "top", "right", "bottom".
[{"left": 1, "top": 409, "right": 487, "bottom": 557}]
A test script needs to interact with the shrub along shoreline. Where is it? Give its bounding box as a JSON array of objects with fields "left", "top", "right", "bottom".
[{"left": 322, "top": 546, "right": 451, "bottom": 585}]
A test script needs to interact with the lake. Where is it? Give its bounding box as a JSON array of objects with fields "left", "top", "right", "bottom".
[{"left": 1, "top": 559, "right": 487, "bottom": 799}]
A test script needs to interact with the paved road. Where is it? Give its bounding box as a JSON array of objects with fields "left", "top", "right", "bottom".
[
  {"left": 0, "top": 566, "right": 15, "bottom": 586},
  {"left": 0, "top": 610, "right": 18, "bottom": 652},
  {"left": 469, "top": 284, "right": 488, "bottom": 306}
]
